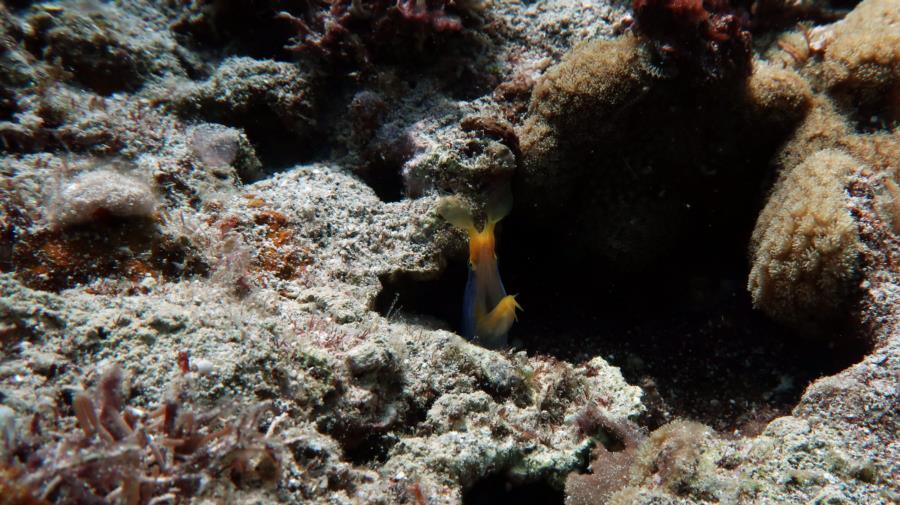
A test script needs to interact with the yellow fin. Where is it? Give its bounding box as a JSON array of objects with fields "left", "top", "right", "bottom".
[
  {"left": 486, "top": 183, "right": 513, "bottom": 225},
  {"left": 437, "top": 195, "right": 476, "bottom": 232},
  {"left": 476, "top": 295, "right": 522, "bottom": 339}
]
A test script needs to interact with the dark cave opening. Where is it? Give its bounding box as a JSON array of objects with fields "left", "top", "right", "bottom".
[
  {"left": 357, "top": 166, "right": 406, "bottom": 203},
  {"left": 462, "top": 473, "right": 565, "bottom": 505},
  {"left": 374, "top": 262, "right": 469, "bottom": 331},
  {"left": 376, "top": 184, "right": 870, "bottom": 435},
  {"left": 503, "top": 236, "right": 868, "bottom": 434},
  {"left": 374, "top": 60, "right": 874, "bottom": 437},
  {"left": 498, "top": 187, "right": 870, "bottom": 433}
]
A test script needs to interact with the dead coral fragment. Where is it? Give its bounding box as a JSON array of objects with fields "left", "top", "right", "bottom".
[
  {"left": 565, "top": 413, "right": 644, "bottom": 505},
  {"left": 48, "top": 169, "right": 158, "bottom": 229},
  {"left": 566, "top": 418, "right": 727, "bottom": 503},
  {"left": 749, "top": 149, "right": 863, "bottom": 333},
  {"left": 634, "top": 420, "right": 712, "bottom": 493}
]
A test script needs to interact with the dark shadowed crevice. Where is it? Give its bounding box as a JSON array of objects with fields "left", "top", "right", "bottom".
[
  {"left": 344, "top": 433, "right": 399, "bottom": 466},
  {"left": 355, "top": 152, "right": 407, "bottom": 202},
  {"left": 334, "top": 391, "right": 431, "bottom": 466},
  {"left": 373, "top": 176, "right": 871, "bottom": 435},
  {"left": 0, "top": 86, "right": 17, "bottom": 121},
  {"left": 170, "top": 0, "right": 304, "bottom": 61},
  {"left": 194, "top": 106, "right": 323, "bottom": 174},
  {"left": 463, "top": 473, "right": 565, "bottom": 505},
  {"left": 463, "top": 474, "right": 565, "bottom": 505},
  {"left": 374, "top": 263, "right": 469, "bottom": 330},
  {"left": 499, "top": 196, "right": 870, "bottom": 434},
  {"left": 826, "top": 0, "right": 862, "bottom": 8}
]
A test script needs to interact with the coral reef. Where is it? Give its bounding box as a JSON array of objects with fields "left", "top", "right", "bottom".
[
  {"left": 517, "top": 33, "right": 793, "bottom": 272},
  {"left": 748, "top": 149, "right": 863, "bottom": 332},
  {"left": 0, "top": 0, "right": 897, "bottom": 504}
]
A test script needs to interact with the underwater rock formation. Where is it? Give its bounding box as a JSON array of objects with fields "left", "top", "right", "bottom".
[{"left": 0, "top": 0, "right": 897, "bottom": 504}]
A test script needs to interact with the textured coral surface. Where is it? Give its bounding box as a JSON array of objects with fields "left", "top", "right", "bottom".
[{"left": 0, "top": 0, "right": 897, "bottom": 504}]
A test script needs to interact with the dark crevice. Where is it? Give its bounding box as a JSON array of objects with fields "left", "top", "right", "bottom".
[
  {"left": 333, "top": 392, "right": 432, "bottom": 466},
  {"left": 463, "top": 473, "right": 564, "bottom": 505},
  {"left": 374, "top": 263, "right": 469, "bottom": 329},
  {"left": 499, "top": 185, "right": 870, "bottom": 434},
  {"left": 344, "top": 432, "right": 399, "bottom": 466},
  {"left": 837, "top": 94, "right": 899, "bottom": 134},
  {"left": 171, "top": 0, "right": 304, "bottom": 61},
  {"left": 375, "top": 176, "right": 871, "bottom": 436},
  {"left": 355, "top": 161, "right": 407, "bottom": 202},
  {"left": 0, "top": 86, "right": 17, "bottom": 121}
]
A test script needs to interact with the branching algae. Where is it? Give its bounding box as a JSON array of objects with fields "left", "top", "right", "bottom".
[{"left": 438, "top": 188, "right": 521, "bottom": 348}]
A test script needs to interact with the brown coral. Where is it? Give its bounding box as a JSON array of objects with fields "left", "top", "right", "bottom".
[
  {"left": 745, "top": 61, "right": 813, "bottom": 125},
  {"left": 748, "top": 149, "right": 863, "bottom": 333},
  {"left": 628, "top": 420, "right": 718, "bottom": 498},
  {"left": 804, "top": 0, "right": 900, "bottom": 128},
  {"left": 566, "top": 418, "right": 725, "bottom": 504}
]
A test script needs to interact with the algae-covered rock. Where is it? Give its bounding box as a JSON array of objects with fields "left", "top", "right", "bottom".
[
  {"left": 0, "top": 0, "right": 898, "bottom": 504},
  {"left": 167, "top": 57, "right": 320, "bottom": 166},
  {"left": 25, "top": 2, "right": 188, "bottom": 95}
]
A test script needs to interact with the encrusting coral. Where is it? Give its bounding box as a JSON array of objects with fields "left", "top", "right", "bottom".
[
  {"left": 748, "top": 149, "right": 863, "bottom": 333},
  {"left": 747, "top": 0, "right": 899, "bottom": 333},
  {"left": 802, "top": 0, "right": 900, "bottom": 127},
  {"left": 519, "top": 0, "right": 898, "bottom": 336}
]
